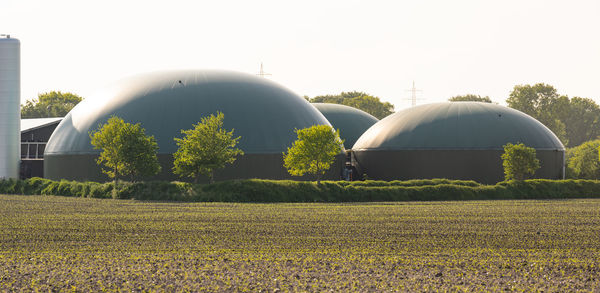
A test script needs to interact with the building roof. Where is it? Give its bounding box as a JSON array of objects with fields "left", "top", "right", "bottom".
[
  {"left": 21, "top": 117, "right": 63, "bottom": 133},
  {"left": 46, "top": 70, "right": 332, "bottom": 155},
  {"left": 311, "top": 103, "right": 378, "bottom": 149},
  {"left": 353, "top": 102, "right": 564, "bottom": 151}
]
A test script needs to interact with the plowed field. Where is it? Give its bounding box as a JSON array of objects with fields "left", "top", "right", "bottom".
[{"left": 1, "top": 195, "right": 599, "bottom": 291}]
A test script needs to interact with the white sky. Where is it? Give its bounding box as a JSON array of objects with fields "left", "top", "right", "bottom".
[{"left": 2, "top": 0, "right": 599, "bottom": 110}]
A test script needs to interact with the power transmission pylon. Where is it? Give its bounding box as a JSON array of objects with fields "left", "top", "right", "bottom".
[
  {"left": 256, "top": 62, "right": 272, "bottom": 78},
  {"left": 405, "top": 81, "right": 423, "bottom": 107}
]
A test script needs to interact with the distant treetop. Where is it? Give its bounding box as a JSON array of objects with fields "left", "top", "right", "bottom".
[
  {"left": 448, "top": 94, "right": 492, "bottom": 103},
  {"left": 308, "top": 91, "right": 394, "bottom": 119},
  {"left": 506, "top": 83, "right": 600, "bottom": 147},
  {"left": 21, "top": 91, "right": 83, "bottom": 118}
]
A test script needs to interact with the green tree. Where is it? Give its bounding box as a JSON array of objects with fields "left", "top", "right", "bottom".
[
  {"left": 563, "top": 97, "right": 600, "bottom": 147},
  {"left": 506, "top": 84, "right": 573, "bottom": 146},
  {"left": 283, "top": 125, "right": 344, "bottom": 183},
  {"left": 567, "top": 140, "right": 600, "bottom": 179},
  {"left": 309, "top": 91, "right": 394, "bottom": 119},
  {"left": 448, "top": 94, "right": 492, "bottom": 103},
  {"left": 21, "top": 91, "right": 83, "bottom": 118},
  {"left": 501, "top": 143, "right": 540, "bottom": 181},
  {"left": 89, "top": 116, "right": 161, "bottom": 183},
  {"left": 506, "top": 83, "right": 558, "bottom": 116},
  {"left": 173, "top": 112, "right": 243, "bottom": 183}
]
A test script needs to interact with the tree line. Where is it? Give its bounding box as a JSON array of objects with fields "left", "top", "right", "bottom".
[
  {"left": 90, "top": 113, "right": 343, "bottom": 186},
  {"left": 21, "top": 91, "right": 83, "bottom": 118},
  {"left": 305, "top": 91, "right": 394, "bottom": 119}
]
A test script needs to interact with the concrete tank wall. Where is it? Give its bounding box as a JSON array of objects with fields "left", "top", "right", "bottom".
[
  {"left": 0, "top": 36, "right": 20, "bottom": 179},
  {"left": 352, "top": 149, "right": 564, "bottom": 184}
]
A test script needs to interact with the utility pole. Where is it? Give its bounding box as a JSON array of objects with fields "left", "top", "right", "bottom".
[{"left": 256, "top": 62, "right": 272, "bottom": 78}]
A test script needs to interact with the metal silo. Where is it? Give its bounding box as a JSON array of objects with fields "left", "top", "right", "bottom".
[{"left": 0, "top": 35, "right": 20, "bottom": 179}]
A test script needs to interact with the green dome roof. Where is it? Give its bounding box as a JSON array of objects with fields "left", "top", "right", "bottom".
[
  {"left": 46, "top": 70, "right": 331, "bottom": 155},
  {"left": 311, "top": 103, "right": 378, "bottom": 149},
  {"left": 353, "top": 102, "right": 564, "bottom": 151}
]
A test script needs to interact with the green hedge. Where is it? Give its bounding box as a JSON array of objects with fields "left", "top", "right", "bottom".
[{"left": 2, "top": 177, "right": 600, "bottom": 202}]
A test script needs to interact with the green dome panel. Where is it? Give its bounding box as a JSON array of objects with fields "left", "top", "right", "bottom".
[
  {"left": 353, "top": 102, "right": 564, "bottom": 151},
  {"left": 311, "top": 103, "right": 378, "bottom": 149},
  {"left": 46, "top": 70, "right": 332, "bottom": 155}
]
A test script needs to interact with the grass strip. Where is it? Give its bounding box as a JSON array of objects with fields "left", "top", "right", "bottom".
[{"left": 1, "top": 177, "right": 600, "bottom": 202}]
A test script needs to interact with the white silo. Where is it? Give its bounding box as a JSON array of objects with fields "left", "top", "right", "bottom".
[{"left": 0, "top": 35, "right": 20, "bottom": 179}]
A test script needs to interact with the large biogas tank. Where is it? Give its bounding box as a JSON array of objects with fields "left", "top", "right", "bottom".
[
  {"left": 45, "top": 70, "right": 345, "bottom": 182},
  {"left": 0, "top": 35, "right": 20, "bottom": 179}
]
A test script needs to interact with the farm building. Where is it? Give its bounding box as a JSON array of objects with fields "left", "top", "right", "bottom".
[
  {"left": 20, "top": 117, "right": 63, "bottom": 178},
  {"left": 352, "top": 102, "right": 565, "bottom": 184},
  {"left": 311, "top": 103, "right": 378, "bottom": 149},
  {"left": 44, "top": 70, "right": 344, "bottom": 182}
]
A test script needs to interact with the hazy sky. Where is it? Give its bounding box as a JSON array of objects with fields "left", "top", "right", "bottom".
[{"left": 2, "top": 0, "right": 599, "bottom": 110}]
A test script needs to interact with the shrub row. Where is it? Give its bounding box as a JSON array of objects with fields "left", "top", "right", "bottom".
[{"left": 1, "top": 177, "right": 600, "bottom": 202}]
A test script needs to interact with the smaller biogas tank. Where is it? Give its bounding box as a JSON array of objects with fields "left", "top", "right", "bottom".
[{"left": 352, "top": 102, "right": 565, "bottom": 183}]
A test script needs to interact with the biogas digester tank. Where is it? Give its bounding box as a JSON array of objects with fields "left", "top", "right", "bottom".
[
  {"left": 352, "top": 102, "right": 565, "bottom": 184},
  {"left": 45, "top": 70, "right": 344, "bottom": 182},
  {"left": 0, "top": 36, "right": 20, "bottom": 179},
  {"left": 311, "top": 103, "right": 378, "bottom": 149}
]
